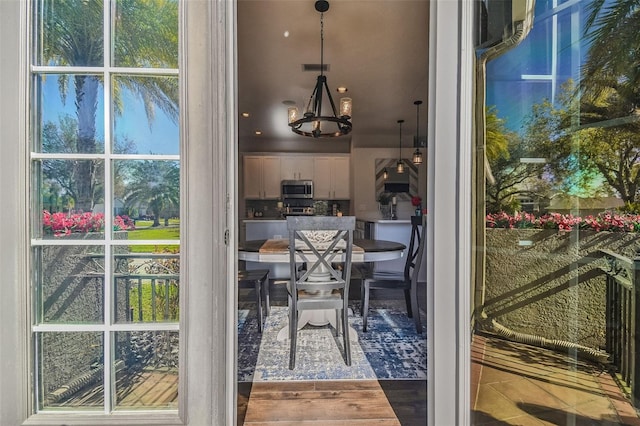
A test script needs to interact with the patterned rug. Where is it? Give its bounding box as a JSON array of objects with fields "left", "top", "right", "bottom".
[{"left": 238, "top": 300, "right": 427, "bottom": 382}]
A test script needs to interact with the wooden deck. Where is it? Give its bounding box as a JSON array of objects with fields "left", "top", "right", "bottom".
[{"left": 52, "top": 369, "right": 178, "bottom": 409}]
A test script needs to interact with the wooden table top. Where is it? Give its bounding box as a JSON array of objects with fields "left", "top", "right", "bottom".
[{"left": 240, "top": 238, "right": 406, "bottom": 253}]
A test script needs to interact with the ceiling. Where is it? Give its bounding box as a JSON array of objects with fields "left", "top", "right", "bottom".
[{"left": 237, "top": 0, "right": 430, "bottom": 152}]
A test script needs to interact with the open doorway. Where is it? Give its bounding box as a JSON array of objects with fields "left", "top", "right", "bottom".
[{"left": 235, "top": 1, "right": 428, "bottom": 423}]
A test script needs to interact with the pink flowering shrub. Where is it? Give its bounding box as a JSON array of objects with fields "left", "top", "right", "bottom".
[
  {"left": 42, "top": 210, "right": 135, "bottom": 236},
  {"left": 486, "top": 211, "right": 640, "bottom": 232}
]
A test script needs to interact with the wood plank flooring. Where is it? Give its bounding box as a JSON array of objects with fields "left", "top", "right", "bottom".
[{"left": 238, "top": 380, "right": 426, "bottom": 425}]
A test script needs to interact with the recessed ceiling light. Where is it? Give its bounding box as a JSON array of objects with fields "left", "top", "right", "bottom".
[
  {"left": 337, "top": 86, "right": 348, "bottom": 93},
  {"left": 241, "top": 112, "right": 250, "bottom": 118},
  {"left": 255, "top": 130, "right": 262, "bottom": 135},
  {"left": 284, "top": 30, "right": 290, "bottom": 38}
]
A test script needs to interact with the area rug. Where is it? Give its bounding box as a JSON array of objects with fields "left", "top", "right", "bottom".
[{"left": 237, "top": 300, "right": 427, "bottom": 382}]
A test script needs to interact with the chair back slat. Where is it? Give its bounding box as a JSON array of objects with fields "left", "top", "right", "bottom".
[
  {"left": 288, "top": 216, "right": 355, "bottom": 294},
  {"left": 404, "top": 215, "right": 426, "bottom": 281}
]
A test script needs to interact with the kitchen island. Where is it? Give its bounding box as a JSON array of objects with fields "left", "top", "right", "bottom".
[{"left": 355, "top": 215, "right": 426, "bottom": 281}]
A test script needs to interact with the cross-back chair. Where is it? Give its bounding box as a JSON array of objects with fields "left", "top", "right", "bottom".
[
  {"left": 360, "top": 215, "right": 425, "bottom": 333},
  {"left": 287, "top": 215, "right": 355, "bottom": 370}
]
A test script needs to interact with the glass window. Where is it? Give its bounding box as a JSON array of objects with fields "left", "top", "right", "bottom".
[
  {"left": 31, "top": 0, "right": 179, "bottom": 413},
  {"left": 474, "top": 0, "right": 640, "bottom": 423}
]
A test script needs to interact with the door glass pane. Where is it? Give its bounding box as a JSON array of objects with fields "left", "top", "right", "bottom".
[
  {"left": 37, "top": 331, "right": 104, "bottom": 410},
  {"left": 36, "top": 159, "right": 106, "bottom": 235},
  {"left": 112, "top": 75, "right": 179, "bottom": 155},
  {"left": 113, "top": 0, "right": 179, "bottom": 68},
  {"left": 34, "top": 0, "right": 104, "bottom": 67},
  {"left": 30, "top": 0, "right": 180, "bottom": 415},
  {"left": 35, "top": 74, "right": 106, "bottom": 154},
  {"left": 114, "top": 246, "right": 180, "bottom": 323},
  {"left": 474, "top": 0, "right": 640, "bottom": 423},
  {"left": 113, "top": 160, "right": 181, "bottom": 238},
  {"left": 34, "top": 245, "right": 105, "bottom": 324},
  {"left": 114, "top": 330, "right": 179, "bottom": 409}
]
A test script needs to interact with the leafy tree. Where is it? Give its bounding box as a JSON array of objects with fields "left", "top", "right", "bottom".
[
  {"left": 40, "top": 0, "right": 178, "bottom": 211},
  {"left": 527, "top": 80, "right": 640, "bottom": 203},
  {"left": 485, "top": 108, "right": 548, "bottom": 214},
  {"left": 42, "top": 115, "right": 136, "bottom": 209},
  {"left": 485, "top": 106, "right": 510, "bottom": 163},
  {"left": 123, "top": 161, "right": 179, "bottom": 227}
]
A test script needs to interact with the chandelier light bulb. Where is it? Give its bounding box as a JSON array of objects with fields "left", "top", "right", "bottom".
[
  {"left": 340, "top": 97, "right": 352, "bottom": 118},
  {"left": 288, "top": 107, "right": 299, "bottom": 124}
]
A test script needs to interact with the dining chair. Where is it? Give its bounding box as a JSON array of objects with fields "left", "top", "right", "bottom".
[
  {"left": 238, "top": 269, "right": 270, "bottom": 332},
  {"left": 360, "top": 215, "right": 425, "bottom": 334},
  {"left": 287, "top": 215, "right": 355, "bottom": 370}
]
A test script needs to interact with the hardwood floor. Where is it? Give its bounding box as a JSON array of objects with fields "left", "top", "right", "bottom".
[
  {"left": 237, "top": 277, "right": 427, "bottom": 425},
  {"left": 238, "top": 380, "right": 426, "bottom": 425}
]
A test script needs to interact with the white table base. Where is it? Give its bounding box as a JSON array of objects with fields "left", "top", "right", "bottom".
[{"left": 276, "top": 308, "right": 358, "bottom": 342}]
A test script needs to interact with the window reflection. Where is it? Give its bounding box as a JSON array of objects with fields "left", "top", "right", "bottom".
[{"left": 474, "top": 0, "right": 640, "bottom": 423}]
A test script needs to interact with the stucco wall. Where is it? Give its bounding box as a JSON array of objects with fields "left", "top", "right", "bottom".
[
  {"left": 38, "top": 232, "right": 129, "bottom": 403},
  {"left": 484, "top": 229, "right": 640, "bottom": 350}
]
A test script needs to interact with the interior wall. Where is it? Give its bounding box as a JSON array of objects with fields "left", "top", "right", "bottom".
[{"left": 352, "top": 145, "right": 427, "bottom": 219}]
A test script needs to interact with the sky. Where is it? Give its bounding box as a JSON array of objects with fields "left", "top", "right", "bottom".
[{"left": 42, "top": 75, "right": 179, "bottom": 155}]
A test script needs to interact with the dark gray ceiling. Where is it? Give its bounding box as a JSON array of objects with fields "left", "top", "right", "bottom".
[{"left": 237, "top": 0, "right": 430, "bottom": 151}]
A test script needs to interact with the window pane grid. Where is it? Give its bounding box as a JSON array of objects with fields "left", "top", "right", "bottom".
[{"left": 30, "top": 0, "right": 180, "bottom": 414}]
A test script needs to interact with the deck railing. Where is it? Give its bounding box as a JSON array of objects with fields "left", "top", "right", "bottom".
[{"left": 599, "top": 249, "right": 640, "bottom": 408}]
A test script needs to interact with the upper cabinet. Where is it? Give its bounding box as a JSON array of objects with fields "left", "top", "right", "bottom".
[
  {"left": 313, "top": 156, "right": 350, "bottom": 200},
  {"left": 243, "top": 156, "right": 281, "bottom": 199},
  {"left": 243, "top": 154, "right": 350, "bottom": 200},
  {"left": 280, "top": 156, "right": 314, "bottom": 180}
]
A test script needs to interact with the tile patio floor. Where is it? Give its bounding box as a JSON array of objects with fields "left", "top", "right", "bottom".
[{"left": 471, "top": 333, "right": 640, "bottom": 425}]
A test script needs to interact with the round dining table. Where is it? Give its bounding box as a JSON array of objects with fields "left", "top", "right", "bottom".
[
  {"left": 238, "top": 238, "right": 406, "bottom": 263},
  {"left": 238, "top": 238, "right": 406, "bottom": 340}
]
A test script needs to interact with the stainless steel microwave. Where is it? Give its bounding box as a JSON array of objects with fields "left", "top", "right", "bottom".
[{"left": 281, "top": 180, "right": 313, "bottom": 199}]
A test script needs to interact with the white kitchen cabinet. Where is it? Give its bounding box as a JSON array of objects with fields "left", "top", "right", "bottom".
[
  {"left": 280, "top": 156, "right": 314, "bottom": 180},
  {"left": 243, "top": 156, "right": 281, "bottom": 199},
  {"left": 313, "top": 156, "right": 350, "bottom": 199}
]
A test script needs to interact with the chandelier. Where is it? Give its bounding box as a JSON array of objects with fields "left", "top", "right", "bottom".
[
  {"left": 412, "top": 100, "right": 424, "bottom": 164},
  {"left": 287, "top": 0, "right": 352, "bottom": 138}
]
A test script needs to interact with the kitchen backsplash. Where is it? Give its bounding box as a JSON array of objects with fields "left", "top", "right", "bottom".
[{"left": 245, "top": 200, "right": 351, "bottom": 218}]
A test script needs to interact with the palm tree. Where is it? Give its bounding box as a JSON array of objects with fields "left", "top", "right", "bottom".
[
  {"left": 40, "top": 0, "right": 178, "bottom": 211},
  {"left": 124, "top": 161, "right": 179, "bottom": 227},
  {"left": 581, "top": 0, "right": 640, "bottom": 110}
]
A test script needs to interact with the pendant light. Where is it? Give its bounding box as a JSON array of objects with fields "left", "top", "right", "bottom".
[
  {"left": 412, "top": 100, "right": 424, "bottom": 165},
  {"left": 396, "top": 119, "right": 405, "bottom": 174},
  {"left": 287, "top": 0, "right": 352, "bottom": 138},
  {"left": 382, "top": 168, "right": 388, "bottom": 180}
]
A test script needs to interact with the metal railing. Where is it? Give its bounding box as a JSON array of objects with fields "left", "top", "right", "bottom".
[
  {"left": 599, "top": 249, "right": 640, "bottom": 408},
  {"left": 77, "top": 252, "right": 180, "bottom": 322},
  {"left": 115, "top": 253, "right": 180, "bottom": 322}
]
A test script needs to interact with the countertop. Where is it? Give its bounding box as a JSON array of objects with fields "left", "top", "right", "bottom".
[
  {"left": 355, "top": 214, "right": 411, "bottom": 224},
  {"left": 243, "top": 218, "right": 284, "bottom": 222},
  {"left": 244, "top": 216, "right": 413, "bottom": 224}
]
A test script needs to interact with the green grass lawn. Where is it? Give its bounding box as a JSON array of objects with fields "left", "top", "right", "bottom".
[
  {"left": 127, "top": 222, "right": 180, "bottom": 252},
  {"left": 129, "top": 281, "right": 179, "bottom": 322}
]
